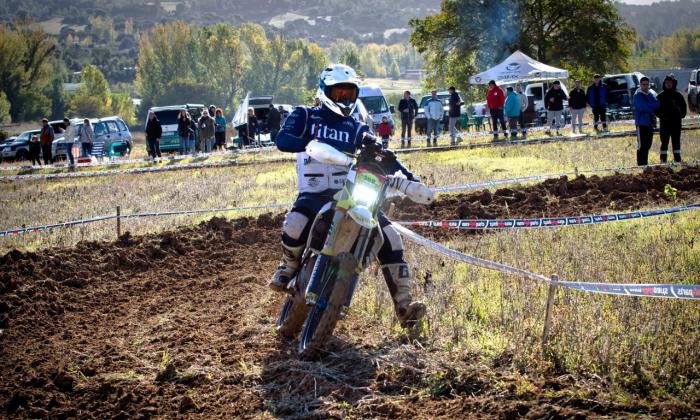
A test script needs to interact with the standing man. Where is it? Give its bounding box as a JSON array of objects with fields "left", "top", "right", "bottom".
[
  {"left": 61, "top": 118, "right": 76, "bottom": 167},
  {"left": 447, "top": 86, "right": 462, "bottom": 145},
  {"left": 486, "top": 80, "right": 506, "bottom": 141},
  {"left": 568, "top": 80, "right": 587, "bottom": 134},
  {"left": 397, "top": 90, "right": 418, "bottom": 148},
  {"left": 587, "top": 74, "right": 609, "bottom": 133},
  {"left": 39, "top": 118, "right": 54, "bottom": 165},
  {"left": 515, "top": 82, "right": 529, "bottom": 138},
  {"left": 145, "top": 111, "right": 163, "bottom": 160},
  {"left": 198, "top": 110, "right": 216, "bottom": 153},
  {"left": 504, "top": 87, "right": 520, "bottom": 138},
  {"left": 633, "top": 76, "right": 660, "bottom": 166},
  {"left": 544, "top": 81, "right": 567, "bottom": 136},
  {"left": 424, "top": 89, "right": 443, "bottom": 147},
  {"left": 267, "top": 103, "right": 282, "bottom": 144},
  {"left": 208, "top": 105, "right": 218, "bottom": 151},
  {"left": 656, "top": 74, "right": 686, "bottom": 163}
]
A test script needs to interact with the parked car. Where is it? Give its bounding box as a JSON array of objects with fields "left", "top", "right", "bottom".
[
  {"left": 414, "top": 90, "right": 466, "bottom": 134},
  {"left": 602, "top": 72, "right": 655, "bottom": 110},
  {"left": 1, "top": 129, "right": 41, "bottom": 161},
  {"left": 358, "top": 86, "right": 395, "bottom": 129},
  {"left": 53, "top": 116, "right": 133, "bottom": 159},
  {"left": 148, "top": 104, "right": 205, "bottom": 152},
  {"left": 687, "top": 68, "right": 700, "bottom": 112}
]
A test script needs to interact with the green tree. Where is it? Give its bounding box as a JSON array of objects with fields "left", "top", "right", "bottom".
[
  {"left": 389, "top": 60, "right": 400, "bottom": 80},
  {"left": 0, "top": 22, "right": 55, "bottom": 121},
  {"left": 0, "top": 91, "right": 11, "bottom": 123},
  {"left": 47, "top": 76, "right": 68, "bottom": 119},
  {"left": 70, "top": 64, "right": 110, "bottom": 116},
  {"left": 410, "top": 0, "right": 633, "bottom": 92}
]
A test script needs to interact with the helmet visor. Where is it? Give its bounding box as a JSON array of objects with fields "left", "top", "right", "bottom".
[{"left": 326, "top": 83, "right": 359, "bottom": 105}]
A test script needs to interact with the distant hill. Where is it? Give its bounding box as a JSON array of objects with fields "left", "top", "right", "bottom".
[
  {"left": 0, "top": 0, "right": 442, "bottom": 46},
  {"left": 616, "top": 0, "right": 700, "bottom": 39}
]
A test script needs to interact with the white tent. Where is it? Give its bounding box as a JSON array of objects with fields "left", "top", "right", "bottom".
[{"left": 469, "top": 51, "right": 569, "bottom": 85}]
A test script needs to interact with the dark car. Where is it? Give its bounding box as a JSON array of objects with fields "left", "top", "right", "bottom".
[{"left": 413, "top": 91, "right": 465, "bottom": 134}]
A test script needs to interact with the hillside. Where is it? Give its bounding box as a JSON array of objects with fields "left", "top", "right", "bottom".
[
  {"left": 616, "top": 0, "right": 700, "bottom": 39},
  {"left": 0, "top": 0, "right": 441, "bottom": 46}
]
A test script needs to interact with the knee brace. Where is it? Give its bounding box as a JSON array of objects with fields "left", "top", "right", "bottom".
[{"left": 282, "top": 210, "right": 310, "bottom": 247}]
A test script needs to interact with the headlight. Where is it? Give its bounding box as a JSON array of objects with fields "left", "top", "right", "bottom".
[{"left": 352, "top": 183, "right": 379, "bottom": 207}]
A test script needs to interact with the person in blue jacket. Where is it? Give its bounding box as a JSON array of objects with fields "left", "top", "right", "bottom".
[
  {"left": 503, "top": 87, "right": 521, "bottom": 138},
  {"left": 587, "top": 74, "right": 609, "bottom": 133},
  {"left": 633, "top": 76, "right": 660, "bottom": 166},
  {"left": 270, "top": 64, "right": 426, "bottom": 328}
]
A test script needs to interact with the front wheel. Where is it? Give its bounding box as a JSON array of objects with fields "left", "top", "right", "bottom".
[
  {"left": 297, "top": 253, "right": 357, "bottom": 359},
  {"left": 276, "top": 256, "right": 316, "bottom": 338}
]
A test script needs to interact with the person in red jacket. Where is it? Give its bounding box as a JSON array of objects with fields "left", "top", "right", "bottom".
[
  {"left": 377, "top": 115, "right": 394, "bottom": 149},
  {"left": 487, "top": 80, "right": 507, "bottom": 140}
]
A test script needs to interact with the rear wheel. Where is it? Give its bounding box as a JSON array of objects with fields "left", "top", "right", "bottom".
[
  {"left": 297, "top": 253, "right": 357, "bottom": 359},
  {"left": 276, "top": 256, "right": 316, "bottom": 339}
]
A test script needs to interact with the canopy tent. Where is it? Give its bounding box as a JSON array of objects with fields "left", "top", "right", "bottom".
[
  {"left": 469, "top": 51, "right": 569, "bottom": 85},
  {"left": 231, "top": 92, "right": 251, "bottom": 128}
]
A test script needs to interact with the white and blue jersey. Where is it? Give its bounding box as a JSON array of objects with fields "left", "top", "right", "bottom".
[{"left": 277, "top": 105, "right": 413, "bottom": 194}]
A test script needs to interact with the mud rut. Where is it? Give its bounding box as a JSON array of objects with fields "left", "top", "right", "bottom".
[{"left": 1, "top": 166, "right": 699, "bottom": 419}]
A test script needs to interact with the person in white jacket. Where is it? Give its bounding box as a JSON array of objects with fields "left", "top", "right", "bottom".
[
  {"left": 424, "top": 90, "right": 443, "bottom": 147},
  {"left": 60, "top": 118, "right": 76, "bottom": 167}
]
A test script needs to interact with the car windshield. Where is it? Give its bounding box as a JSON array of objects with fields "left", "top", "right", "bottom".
[
  {"left": 359, "top": 96, "right": 388, "bottom": 114},
  {"left": 153, "top": 110, "right": 180, "bottom": 126},
  {"left": 14, "top": 131, "right": 36, "bottom": 142},
  {"left": 419, "top": 95, "right": 450, "bottom": 108}
]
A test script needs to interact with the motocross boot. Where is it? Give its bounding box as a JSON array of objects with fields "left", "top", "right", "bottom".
[
  {"left": 269, "top": 242, "right": 305, "bottom": 292},
  {"left": 382, "top": 263, "right": 426, "bottom": 328}
]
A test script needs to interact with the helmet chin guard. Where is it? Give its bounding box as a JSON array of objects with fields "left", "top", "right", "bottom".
[{"left": 318, "top": 64, "right": 361, "bottom": 117}]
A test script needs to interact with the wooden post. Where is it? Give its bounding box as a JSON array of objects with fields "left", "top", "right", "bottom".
[
  {"left": 387, "top": 202, "right": 396, "bottom": 219},
  {"left": 116, "top": 206, "right": 121, "bottom": 237},
  {"left": 574, "top": 167, "right": 579, "bottom": 178},
  {"left": 542, "top": 275, "right": 558, "bottom": 354}
]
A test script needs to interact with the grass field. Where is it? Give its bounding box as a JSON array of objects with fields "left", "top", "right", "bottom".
[{"left": 2, "top": 128, "right": 699, "bottom": 406}]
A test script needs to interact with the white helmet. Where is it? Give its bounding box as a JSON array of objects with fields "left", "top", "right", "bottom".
[{"left": 317, "top": 64, "right": 361, "bottom": 118}]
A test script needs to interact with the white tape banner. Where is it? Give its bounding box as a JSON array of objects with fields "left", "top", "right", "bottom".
[
  {"left": 393, "top": 222, "right": 700, "bottom": 299},
  {"left": 400, "top": 203, "right": 700, "bottom": 229}
]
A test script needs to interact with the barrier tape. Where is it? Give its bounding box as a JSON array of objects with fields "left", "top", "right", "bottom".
[
  {"left": 393, "top": 222, "right": 700, "bottom": 299},
  {"left": 0, "top": 159, "right": 239, "bottom": 182},
  {"left": 400, "top": 203, "right": 700, "bottom": 229},
  {"left": 0, "top": 202, "right": 292, "bottom": 237},
  {"left": 430, "top": 160, "right": 700, "bottom": 194}
]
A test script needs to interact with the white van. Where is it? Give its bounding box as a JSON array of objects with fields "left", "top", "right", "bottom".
[
  {"left": 358, "top": 86, "right": 395, "bottom": 129},
  {"left": 501, "top": 79, "right": 569, "bottom": 113}
]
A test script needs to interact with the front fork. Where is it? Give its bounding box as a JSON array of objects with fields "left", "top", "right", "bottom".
[{"left": 305, "top": 182, "right": 389, "bottom": 309}]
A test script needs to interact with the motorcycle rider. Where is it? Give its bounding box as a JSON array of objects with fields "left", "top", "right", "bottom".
[{"left": 269, "top": 64, "right": 426, "bottom": 328}]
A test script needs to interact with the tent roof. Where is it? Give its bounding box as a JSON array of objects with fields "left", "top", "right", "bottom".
[{"left": 469, "top": 51, "right": 569, "bottom": 85}]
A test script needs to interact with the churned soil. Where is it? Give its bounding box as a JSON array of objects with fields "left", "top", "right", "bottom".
[{"left": 2, "top": 166, "right": 699, "bottom": 419}]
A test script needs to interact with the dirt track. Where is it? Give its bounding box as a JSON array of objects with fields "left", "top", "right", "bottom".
[{"left": 1, "top": 166, "right": 699, "bottom": 419}]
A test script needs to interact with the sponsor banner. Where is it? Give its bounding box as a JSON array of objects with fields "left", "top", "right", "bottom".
[
  {"left": 401, "top": 204, "right": 700, "bottom": 229},
  {"left": 0, "top": 203, "right": 292, "bottom": 237},
  {"left": 393, "top": 222, "right": 700, "bottom": 300}
]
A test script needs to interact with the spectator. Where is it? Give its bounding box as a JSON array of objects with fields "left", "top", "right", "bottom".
[
  {"left": 447, "top": 86, "right": 462, "bottom": 145},
  {"left": 208, "top": 105, "right": 217, "bottom": 150},
  {"left": 188, "top": 113, "right": 197, "bottom": 155},
  {"left": 587, "top": 74, "right": 609, "bottom": 132},
  {"left": 486, "top": 80, "right": 506, "bottom": 141},
  {"left": 247, "top": 107, "right": 258, "bottom": 144},
  {"left": 39, "top": 118, "right": 54, "bottom": 165},
  {"left": 80, "top": 119, "right": 94, "bottom": 157},
  {"left": 267, "top": 104, "right": 281, "bottom": 144},
  {"left": 198, "top": 110, "right": 215, "bottom": 153},
  {"left": 656, "top": 74, "right": 687, "bottom": 163},
  {"left": 29, "top": 135, "right": 41, "bottom": 165},
  {"left": 177, "top": 109, "right": 191, "bottom": 155},
  {"left": 377, "top": 115, "right": 393, "bottom": 149},
  {"left": 544, "top": 80, "right": 567, "bottom": 136},
  {"left": 424, "top": 89, "right": 443, "bottom": 147},
  {"left": 145, "top": 111, "right": 163, "bottom": 161},
  {"left": 397, "top": 90, "right": 418, "bottom": 148},
  {"left": 215, "top": 108, "right": 227, "bottom": 150},
  {"left": 568, "top": 79, "right": 587, "bottom": 134},
  {"left": 633, "top": 76, "right": 660, "bottom": 166},
  {"left": 504, "top": 86, "right": 520, "bottom": 138},
  {"left": 61, "top": 118, "right": 76, "bottom": 167},
  {"left": 279, "top": 105, "right": 289, "bottom": 125},
  {"left": 515, "top": 82, "right": 529, "bottom": 138},
  {"left": 314, "top": 97, "right": 321, "bottom": 107}
]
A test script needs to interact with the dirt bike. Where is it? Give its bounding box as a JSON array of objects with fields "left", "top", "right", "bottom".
[{"left": 276, "top": 135, "right": 434, "bottom": 358}]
